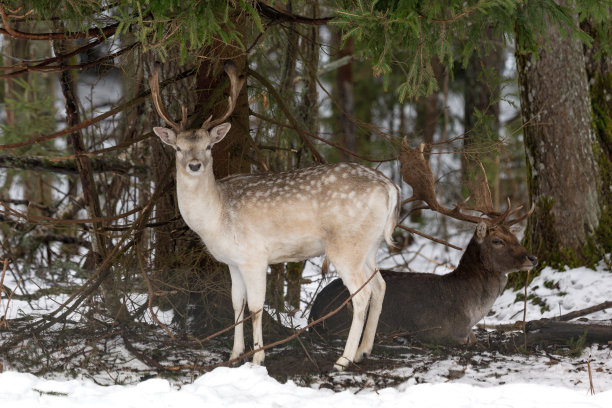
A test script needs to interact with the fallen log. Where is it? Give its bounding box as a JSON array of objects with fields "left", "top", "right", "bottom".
[{"left": 523, "top": 319, "right": 612, "bottom": 346}]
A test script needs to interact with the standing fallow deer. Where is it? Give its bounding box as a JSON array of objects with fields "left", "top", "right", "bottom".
[{"left": 149, "top": 61, "right": 400, "bottom": 371}]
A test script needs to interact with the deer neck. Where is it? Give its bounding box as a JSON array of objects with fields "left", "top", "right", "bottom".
[
  {"left": 450, "top": 239, "right": 508, "bottom": 327},
  {"left": 452, "top": 239, "right": 508, "bottom": 302},
  {"left": 175, "top": 164, "right": 223, "bottom": 237}
]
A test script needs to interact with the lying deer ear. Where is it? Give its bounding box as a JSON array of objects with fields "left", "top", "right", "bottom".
[
  {"left": 153, "top": 127, "right": 177, "bottom": 147},
  {"left": 476, "top": 221, "right": 488, "bottom": 243},
  {"left": 210, "top": 123, "right": 231, "bottom": 146}
]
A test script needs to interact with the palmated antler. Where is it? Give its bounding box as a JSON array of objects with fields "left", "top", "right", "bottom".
[
  {"left": 148, "top": 63, "right": 188, "bottom": 132},
  {"left": 201, "top": 60, "right": 246, "bottom": 130},
  {"left": 399, "top": 139, "right": 533, "bottom": 226}
]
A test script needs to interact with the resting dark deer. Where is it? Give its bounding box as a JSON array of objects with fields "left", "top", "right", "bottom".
[
  {"left": 309, "top": 220, "right": 538, "bottom": 344},
  {"left": 310, "top": 141, "right": 537, "bottom": 344}
]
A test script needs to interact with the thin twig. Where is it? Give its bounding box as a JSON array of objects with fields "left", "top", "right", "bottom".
[
  {"left": 397, "top": 224, "right": 462, "bottom": 251},
  {"left": 523, "top": 269, "right": 531, "bottom": 352},
  {"left": 588, "top": 356, "right": 595, "bottom": 395}
]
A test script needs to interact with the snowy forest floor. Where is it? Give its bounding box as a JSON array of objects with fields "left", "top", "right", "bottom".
[
  {"left": 1, "top": 229, "right": 612, "bottom": 402},
  {"left": 2, "top": 262, "right": 611, "bottom": 394}
]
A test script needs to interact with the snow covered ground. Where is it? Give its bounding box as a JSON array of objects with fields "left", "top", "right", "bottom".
[
  {"left": 1, "top": 363, "right": 611, "bottom": 408},
  {"left": 2, "top": 230, "right": 612, "bottom": 406}
]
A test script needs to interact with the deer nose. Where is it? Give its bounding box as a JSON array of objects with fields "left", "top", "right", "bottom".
[
  {"left": 189, "top": 162, "right": 202, "bottom": 172},
  {"left": 528, "top": 255, "right": 538, "bottom": 267}
]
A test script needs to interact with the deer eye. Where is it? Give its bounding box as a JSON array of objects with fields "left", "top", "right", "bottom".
[
  {"left": 206, "top": 145, "right": 212, "bottom": 151},
  {"left": 175, "top": 146, "right": 182, "bottom": 152},
  {"left": 492, "top": 239, "right": 504, "bottom": 246}
]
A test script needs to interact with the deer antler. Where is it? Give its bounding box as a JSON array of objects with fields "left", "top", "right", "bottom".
[
  {"left": 399, "top": 139, "right": 532, "bottom": 226},
  {"left": 148, "top": 63, "right": 188, "bottom": 132},
  {"left": 201, "top": 60, "right": 246, "bottom": 130}
]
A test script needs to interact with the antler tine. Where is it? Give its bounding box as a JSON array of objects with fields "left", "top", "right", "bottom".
[
  {"left": 148, "top": 64, "right": 186, "bottom": 133},
  {"left": 506, "top": 202, "right": 535, "bottom": 226},
  {"left": 202, "top": 60, "right": 246, "bottom": 130}
]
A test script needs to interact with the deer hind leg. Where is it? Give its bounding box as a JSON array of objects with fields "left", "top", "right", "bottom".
[
  {"left": 328, "top": 251, "right": 372, "bottom": 371},
  {"left": 355, "top": 250, "right": 385, "bottom": 362},
  {"left": 228, "top": 265, "right": 246, "bottom": 363},
  {"left": 240, "top": 263, "right": 268, "bottom": 366}
]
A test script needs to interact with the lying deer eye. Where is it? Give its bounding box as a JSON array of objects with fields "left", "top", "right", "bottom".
[{"left": 492, "top": 239, "right": 504, "bottom": 246}]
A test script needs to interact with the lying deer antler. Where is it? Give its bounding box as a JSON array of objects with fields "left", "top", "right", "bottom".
[{"left": 399, "top": 139, "right": 533, "bottom": 226}]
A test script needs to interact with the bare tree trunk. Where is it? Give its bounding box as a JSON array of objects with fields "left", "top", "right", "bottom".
[
  {"left": 581, "top": 17, "right": 612, "bottom": 257},
  {"left": 463, "top": 28, "right": 503, "bottom": 209},
  {"left": 333, "top": 33, "right": 356, "bottom": 161},
  {"left": 516, "top": 12, "right": 601, "bottom": 265}
]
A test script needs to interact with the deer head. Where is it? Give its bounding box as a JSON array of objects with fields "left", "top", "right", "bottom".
[
  {"left": 149, "top": 61, "right": 245, "bottom": 176},
  {"left": 472, "top": 221, "right": 538, "bottom": 274}
]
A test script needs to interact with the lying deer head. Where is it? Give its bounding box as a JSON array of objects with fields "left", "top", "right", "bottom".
[
  {"left": 473, "top": 221, "right": 538, "bottom": 275},
  {"left": 149, "top": 61, "right": 245, "bottom": 176}
]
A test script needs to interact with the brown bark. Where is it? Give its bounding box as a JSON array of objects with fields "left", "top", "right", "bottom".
[
  {"left": 333, "top": 33, "right": 356, "bottom": 161},
  {"left": 516, "top": 12, "right": 601, "bottom": 262},
  {"left": 522, "top": 319, "right": 612, "bottom": 346},
  {"left": 463, "top": 28, "right": 503, "bottom": 209}
]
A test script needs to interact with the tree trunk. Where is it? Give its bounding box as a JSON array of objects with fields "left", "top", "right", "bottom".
[
  {"left": 581, "top": 18, "right": 612, "bottom": 256},
  {"left": 516, "top": 12, "right": 601, "bottom": 266},
  {"left": 333, "top": 32, "right": 356, "bottom": 161},
  {"left": 463, "top": 28, "right": 503, "bottom": 209}
]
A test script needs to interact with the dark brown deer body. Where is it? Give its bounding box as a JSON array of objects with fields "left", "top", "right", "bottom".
[{"left": 309, "top": 223, "right": 537, "bottom": 344}]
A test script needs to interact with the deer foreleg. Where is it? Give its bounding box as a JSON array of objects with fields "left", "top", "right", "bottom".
[
  {"left": 229, "top": 266, "right": 246, "bottom": 362},
  {"left": 242, "top": 264, "right": 267, "bottom": 366}
]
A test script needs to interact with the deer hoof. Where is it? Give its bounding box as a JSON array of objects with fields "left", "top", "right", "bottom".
[
  {"left": 252, "top": 351, "right": 265, "bottom": 366},
  {"left": 353, "top": 350, "right": 369, "bottom": 363},
  {"left": 333, "top": 356, "right": 351, "bottom": 372}
]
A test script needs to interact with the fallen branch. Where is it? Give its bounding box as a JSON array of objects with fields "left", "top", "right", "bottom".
[
  {"left": 0, "top": 154, "right": 147, "bottom": 176},
  {"left": 555, "top": 301, "right": 612, "bottom": 322}
]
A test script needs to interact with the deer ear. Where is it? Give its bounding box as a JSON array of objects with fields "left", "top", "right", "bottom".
[
  {"left": 153, "top": 127, "right": 177, "bottom": 147},
  {"left": 209, "top": 123, "right": 231, "bottom": 146},
  {"left": 476, "top": 221, "right": 488, "bottom": 243}
]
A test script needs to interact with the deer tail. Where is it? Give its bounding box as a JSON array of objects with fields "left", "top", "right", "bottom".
[{"left": 384, "top": 182, "right": 401, "bottom": 249}]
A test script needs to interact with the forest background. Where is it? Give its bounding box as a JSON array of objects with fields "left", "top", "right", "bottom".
[{"left": 0, "top": 0, "right": 611, "bottom": 379}]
